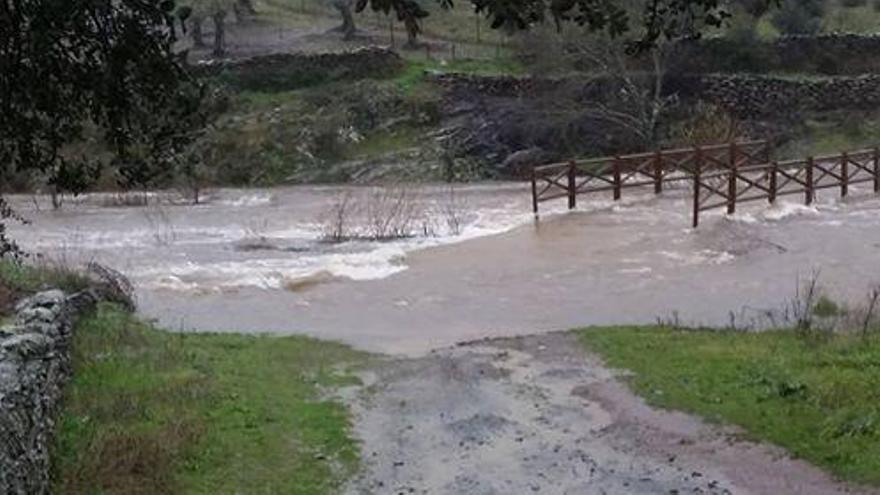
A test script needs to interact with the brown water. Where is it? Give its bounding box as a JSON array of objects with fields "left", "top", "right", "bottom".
[{"left": 8, "top": 182, "right": 880, "bottom": 355}]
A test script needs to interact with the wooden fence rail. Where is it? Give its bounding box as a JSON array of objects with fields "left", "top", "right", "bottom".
[
  {"left": 530, "top": 142, "right": 880, "bottom": 227},
  {"left": 692, "top": 147, "right": 880, "bottom": 227},
  {"left": 531, "top": 140, "right": 770, "bottom": 215}
]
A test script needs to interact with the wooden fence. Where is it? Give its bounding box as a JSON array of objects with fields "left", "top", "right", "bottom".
[
  {"left": 530, "top": 141, "right": 770, "bottom": 214},
  {"left": 693, "top": 148, "right": 880, "bottom": 227},
  {"left": 530, "top": 142, "right": 880, "bottom": 227}
]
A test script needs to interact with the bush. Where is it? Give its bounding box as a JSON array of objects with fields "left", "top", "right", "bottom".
[
  {"left": 771, "top": 0, "right": 825, "bottom": 35},
  {"left": 840, "top": 0, "right": 867, "bottom": 7}
]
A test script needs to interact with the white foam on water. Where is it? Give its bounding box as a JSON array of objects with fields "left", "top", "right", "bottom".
[
  {"left": 762, "top": 202, "right": 820, "bottom": 222},
  {"left": 659, "top": 249, "right": 735, "bottom": 266},
  {"left": 136, "top": 244, "right": 410, "bottom": 292},
  {"left": 218, "top": 193, "right": 274, "bottom": 207},
  {"left": 131, "top": 193, "right": 676, "bottom": 293}
]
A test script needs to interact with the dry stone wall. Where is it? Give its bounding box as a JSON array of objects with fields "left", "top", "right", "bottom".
[
  {"left": 0, "top": 290, "right": 98, "bottom": 495},
  {"left": 195, "top": 47, "right": 404, "bottom": 91}
]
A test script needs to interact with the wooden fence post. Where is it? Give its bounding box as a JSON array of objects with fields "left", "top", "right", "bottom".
[
  {"left": 874, "top": 146, "right": 880, "bottom": 193},
  {"left": 806, "top": 156, "right": 815, "bottom": 205},
  {"left": 841, "top": 152, "right": 849, "bottom": 198},
  {"left": 693, "top": 147, "right": 702, "bottom": 228},
  {"left": 727, "top": 142, "right": 737, "bottom": 215},
  {"left": 654, "top": 151, "right": 663, "bottom": 194},
  {"left": 531, "top": 167, "right": 539, "bottom": 216},
  {"left": 769, "top": 161, "right": 778, "bottom": 204},
  {"left": 567, "top": 161, "right": 576, "bottom": 210},
  {"left": 613, "top": 156, "right": 622, "bottom": 201}
]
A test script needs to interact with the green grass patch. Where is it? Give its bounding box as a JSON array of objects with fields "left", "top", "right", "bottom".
[
  {"left": 778, "top": 112, "right": 880, "bottom": 159},
  {"left": 579, "top": 326, "right": 880, "bottom": 485},
  {"left": 53, "top": 304, "right": 368, "bottom": 494},
  {"left": 393, "top": 58, "right": 524, "bottom": 94},
  {"left": 0, "top": 259, "right": 92, "bottom": 315},
  {"left": 0, "top": 259, "right": 91, "bottom": 295},
  {"left": 343, "top": 127, "right": 424, "bottom": 159}
]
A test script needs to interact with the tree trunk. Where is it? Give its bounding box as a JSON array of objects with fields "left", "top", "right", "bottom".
[
  {"left": 50, "top": 186, "right": 62, "bottom": 210},
  {"left": 404, "top": 20, "right": 419, "bottom": 49},
  {"left": 191, "top": 17, "right": 206, "bottom": 48},
  {"left": 332, "top": 0, "right": 356, "bottom": 40},
  {"left": 212, "top": 10, "right": 226, "bottom": 57}
]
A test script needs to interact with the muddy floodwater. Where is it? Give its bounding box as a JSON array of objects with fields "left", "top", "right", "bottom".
[{"left": 8, "top": 182, "right": 880, "bottom": 355}]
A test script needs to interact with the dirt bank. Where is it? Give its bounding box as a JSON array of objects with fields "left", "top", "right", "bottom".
[{"left": 343, "top": 332, "right": 874, "bottom": 494}]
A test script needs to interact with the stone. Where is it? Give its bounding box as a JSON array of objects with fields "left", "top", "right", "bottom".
[{"left": 0, "top": 289, "right": 98, "bottom": 494}]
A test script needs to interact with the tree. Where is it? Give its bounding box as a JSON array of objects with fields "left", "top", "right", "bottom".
[
  {"left": 0, "top": 0, "right": 206, "bottom": 257},
  {"left": 535, "top": 30, "right": 676, "bottom": 149},
  {"left": 183, "top": 0, "right": 235, "bottom": 56},
  {"left": 357, "top": 0, "right": 732, "bottom": 53},
  {"left": 398, "top": 0, "right": 430, "bottom": 48},
  {"left": 330, "top": 0, "right": 358, "bottom": 40}
]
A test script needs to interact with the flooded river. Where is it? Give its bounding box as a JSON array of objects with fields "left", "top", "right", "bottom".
[{"left": 7, "top": 182, "right": 880, "bottom": 355}]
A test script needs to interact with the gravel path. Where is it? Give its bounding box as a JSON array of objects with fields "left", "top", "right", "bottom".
[{"left": 343, "top": 332, "right": 874, "bottom": 495}]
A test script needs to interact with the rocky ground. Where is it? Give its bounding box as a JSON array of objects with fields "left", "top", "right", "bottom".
[{"left": 342, "top": 332, "right": 874, "bottom": 495}]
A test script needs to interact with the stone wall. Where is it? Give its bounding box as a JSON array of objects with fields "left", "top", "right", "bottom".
[
  {"left": 673, "top": 33, "right": 880, "bottom": 75},
  {"left": 668, "top": 74, "right": 880, "bottom": 118},
  {"left": 431, "top": 71, "right": 880, "bottom": 120},
  {"left": 195, "top": 47, "right": 405, "bottom": 91},
  {"left": 0, "top": 290, "right": 97, "bottom": 494}
]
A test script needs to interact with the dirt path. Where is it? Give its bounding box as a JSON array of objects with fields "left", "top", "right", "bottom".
[{"left": 343, "top": 332, "right": 873, "bottom": 494}]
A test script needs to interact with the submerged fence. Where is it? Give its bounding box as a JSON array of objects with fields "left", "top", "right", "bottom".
[{"left": 530, "top": 141, "right": 880, "bottom": 227}]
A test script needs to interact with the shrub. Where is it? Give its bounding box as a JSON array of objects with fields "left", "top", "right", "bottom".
[
  {"left": 771, "top": 0, "right": 825, "bottom": 35},
  {"left": 840, "top": 0, "right": 867, "bottom": 7}
]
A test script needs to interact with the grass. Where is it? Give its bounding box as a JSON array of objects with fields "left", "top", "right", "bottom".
[
  {"left": 391, "top": 58, "right": 524, "bottom": 94},
  {"left": 0, "top": 259, "right": 92, "bottom": 315},
  {"left": 343, "top": 126, "right": 424, "bottom": 159},
  {"left": 0, "top": 259, "right": 92, "bottom": 295},
  {"left": 579, "top": 326, "right": 880, "bottom": 485},
  {"left": 53, "top": 304, "right": 369, "bottom": 494},
  {"left": 778, "top": 111, "right": 880, "bottom": 159}
]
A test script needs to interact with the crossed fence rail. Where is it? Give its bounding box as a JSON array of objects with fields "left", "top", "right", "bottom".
[{"left": 530, "top": 141, "right": 880, "bottom": 227}]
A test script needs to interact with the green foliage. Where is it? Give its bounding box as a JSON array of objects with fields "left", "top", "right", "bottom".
[
  {"left": 0, "top": 0, "right": 206, "bottom": 191},
  {"left": 0, "top": 0, "right": 210, "bottom": 256},
  {"left": 53, "top": 304, "right": 367, "bottom": 494},
  {"left": 813, "top": 295, "right": 843, "bottom": 318},
  {"left": 581, "top": 327, "right": 880, "bottom": 485}
]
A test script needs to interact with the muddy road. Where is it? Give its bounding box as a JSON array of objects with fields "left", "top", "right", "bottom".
[{"left": 343, "top": 332, "right": 873, "bottom": 495}]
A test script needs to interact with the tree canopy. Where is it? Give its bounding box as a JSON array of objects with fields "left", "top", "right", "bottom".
[
  {"left": 1, "top": 0, "right": 207, "bottom": 256},
  {"left": 359, "top": 0, "right": 736, "bottom": 51}
]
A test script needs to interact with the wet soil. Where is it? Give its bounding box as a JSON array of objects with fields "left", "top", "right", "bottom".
[{"left": 343, "top": 332, "right": 876, "bottom": 495}]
